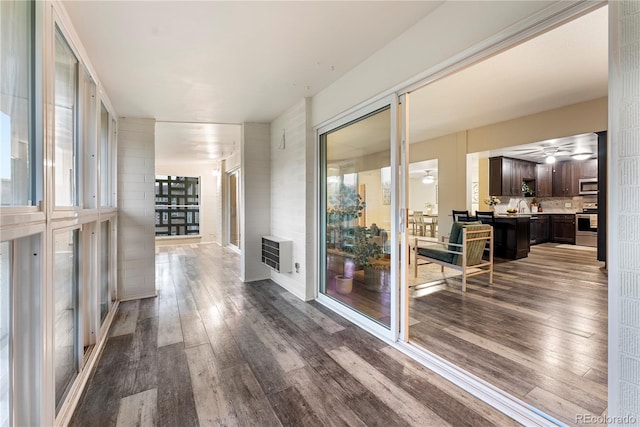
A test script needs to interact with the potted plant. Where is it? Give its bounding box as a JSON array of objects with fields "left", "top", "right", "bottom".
[
  {"left": 334, "top": 226, "right": 384, "bottom": 294},
  {"left": 327, "top": 184, "right": 367, "bottom": 294},
  {"left": 326, "top": 184, "right": 366, "bottom": 251},
  {"left": 521, "top": 182, "right": 534, "bottom": 197},
  {"left": 484, "top": 195, "right": 501, "bottom": 211}
]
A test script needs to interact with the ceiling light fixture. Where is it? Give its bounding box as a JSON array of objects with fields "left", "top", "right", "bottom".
[
  {"left": 422, "top": 170, "right": 435, "bottom": 184},
  {"left": 571, "top": 152, "right": 592, "bottom": 160},
  {"left": 543, "top": 147, "right": 559, "bottom": 164}
]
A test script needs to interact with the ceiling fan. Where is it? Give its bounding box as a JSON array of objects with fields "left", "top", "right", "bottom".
[
  {"left": 422, "top": 170, "right": 436, "bottom": 184},
  {"left": 508, "top": 142, "right": 574, "bottom": 163}
]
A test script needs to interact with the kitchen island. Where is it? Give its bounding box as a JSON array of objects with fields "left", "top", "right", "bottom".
[{"left": 480, "top": 215, "right": 531, "bottom": 259}]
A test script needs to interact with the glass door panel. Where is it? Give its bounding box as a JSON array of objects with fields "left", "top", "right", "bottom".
[
  {"left": 53, "top": 229, "right": 79, "bottom": 412},
  {"left": 321, "top": 107, "right": 392, "bottom": 328}
]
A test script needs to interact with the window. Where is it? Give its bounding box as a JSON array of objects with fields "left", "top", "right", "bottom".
[
  {"left": 1, "top": 0, "right": 34, "bottom": 207},
  {"left": 0, "top": 241, "right": 10, "bottom": 427},
  {"left": 53, "top": 229, "right": 79, "bottom": 412},
  {"left": 1, "top": 235, "right": 41, "bottom": 427},
  {"left": 99, "top": 103, "right": 111, "bottom": 207},
  {"left": 54, "top": 28, "right": 78, "bottom": 207},
  {"left": 99, "top": 221, "right": 110, "bottom": 323},
  {"left": 155, "top": 176, "right": 200, "bottom": 236}
]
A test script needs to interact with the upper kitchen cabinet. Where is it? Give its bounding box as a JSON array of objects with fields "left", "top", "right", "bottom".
[
  {"left": 536, "top": 163, "right": 553, "bottom": 197},
  {"left": 489, "top": 157, "right": 537, "bottom": 196},
  {"left": 552, "top": 161, "right": 578, "bottom": 196},
  {"left": 552, "top": 159, "right": 598, "bottom": 196},
  {"left": 579, "top": 158, "right": 598, "bottom": 179}
]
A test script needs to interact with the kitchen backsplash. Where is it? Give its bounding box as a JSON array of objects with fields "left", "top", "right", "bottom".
[{"left": 495, "top": 195, "right": 597, "bottom": 214}]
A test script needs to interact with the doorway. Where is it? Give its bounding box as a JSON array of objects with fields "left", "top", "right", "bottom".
[
  {"left": 401, "top": 6, "right": 608, "bottom": 424},
  {"left": 227, "top": 169, "right": 240, "bottom": 250}
]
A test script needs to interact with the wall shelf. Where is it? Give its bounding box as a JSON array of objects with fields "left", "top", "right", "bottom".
[{"left": 262, "top": 236, "right": 292, "bottom": 273}]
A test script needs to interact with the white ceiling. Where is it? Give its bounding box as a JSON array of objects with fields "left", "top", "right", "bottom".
[
  {"left": 63, "top": 2, "right": 607, "bottom": 165},
  {"left": 63, "top": 1, "right": 442, "bottom": 124}
]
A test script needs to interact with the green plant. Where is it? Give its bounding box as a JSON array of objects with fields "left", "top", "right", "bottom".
[
  {"left": 326, "top": 184, "right": 366, "bottom": 250},
  {"left": 344, "top": 226, "right": 383, "bottom": 270}
]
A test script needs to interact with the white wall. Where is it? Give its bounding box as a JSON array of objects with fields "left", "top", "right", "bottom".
[
  {"left": 155, "top": 162, "right": 219, "bottom": 244},
  {"left": 609, "top": 1, "right": 640, "bottom": 422},
  {"left": 241, "top": 123, "right": 271, "bottom": 282},
  {"left": 117, "top": 118, "right": 156, "bottom": 300},
  {"left": 269, "top": 99, "right": 315, "bottom": 300},
  {"left": 311, "top": 1, "right": 559, "bottom": 127}
]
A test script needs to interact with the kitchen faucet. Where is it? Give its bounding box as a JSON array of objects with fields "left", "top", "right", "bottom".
[{"left": 517, "top": 199, "right": 529, "bottom": 213}]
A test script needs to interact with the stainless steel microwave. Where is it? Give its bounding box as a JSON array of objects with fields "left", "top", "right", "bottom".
[{"left": 579, "top": 178, "right": 598, "bottom": 195}]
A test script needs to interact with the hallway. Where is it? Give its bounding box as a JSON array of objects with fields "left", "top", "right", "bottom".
[{"left": 71, "top": 243, "right": 517, "bottom": 426}]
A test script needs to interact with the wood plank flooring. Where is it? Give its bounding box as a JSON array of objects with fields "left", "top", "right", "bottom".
[
  {"left": 409, "top": 243, "right": 608, "bottom": 426},
  {"left": 71, "top": 243, "right": 518, "bottom": 427}
]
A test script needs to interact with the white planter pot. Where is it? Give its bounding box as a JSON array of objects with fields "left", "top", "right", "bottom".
[{"left": 335, "top": 275, "right": 353, "bottom": 294}]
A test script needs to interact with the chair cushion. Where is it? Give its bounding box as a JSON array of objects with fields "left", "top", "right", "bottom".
[{"left": 417, "top": 246, "right": 454, "bottom": 264}]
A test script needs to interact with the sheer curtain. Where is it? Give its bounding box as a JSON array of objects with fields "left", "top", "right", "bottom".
[{"left": 0, "top": 0, "right": 32, "bottom": 207}]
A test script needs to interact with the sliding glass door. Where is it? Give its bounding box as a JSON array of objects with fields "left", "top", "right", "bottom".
[{"left": 319, "top": 102, "right": 399, "bottom": 331}]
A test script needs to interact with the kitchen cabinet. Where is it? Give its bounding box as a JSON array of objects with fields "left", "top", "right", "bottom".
[
  {"left": 489, "top": 157, "right": 538, "bottom": 196},
  {"left": 577, "top": 158, "right": 597, "bottom": 180},
  {"left": 530, "top": 214, "right": 550, "bottom": 245},
  {"left": 552, "top": 159, "right": 598, "bottom": 197},
  {"left": 536, "top": 164, "right": 553, "bottom": 197},
  {"left": 550, "top": 214, "right": 576, "bottom": 244},
  {"left": 552, "top": 161, "right": 579, "bottom": 197},
  {"left": 479, "top": 216, "right": 530, "bottom": 259}
]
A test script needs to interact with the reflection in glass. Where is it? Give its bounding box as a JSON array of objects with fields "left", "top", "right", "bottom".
[
  {"left": 100, "top": 221, "right": 110, "bottom": 323},
  {"left": 0, "top": 242, "right": 10, "bottom": 427},
  {"left": 54, "top": 230, "right": 78, "bottom": 412},
  {"left": 321, "top": 107, "right": 391, "bottom": 327},
  {"left": 54, "top": 28, "right": 78, "bottom": 207},
  {"left": 0, "top": 1, "right": 33, "bottom": 206}
]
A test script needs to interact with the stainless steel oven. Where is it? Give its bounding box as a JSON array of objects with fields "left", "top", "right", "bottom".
[{"left": 575, "top": 212, "right": 597, "bottom": 247}]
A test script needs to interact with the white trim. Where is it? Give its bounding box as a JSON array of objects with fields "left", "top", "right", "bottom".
[
  {"left": 118, "top": 292, "right": 158, "bottom": 303},
  {"left": 399, "top": 93, "right": 410, "bottom": 342},
  {"left": 392, "top": 342, "right": 565, "bottom": 427},
  {"left": 389, "top": 93, "right": 400, "bottom": 342},
  {"left": 316, "top": 294, "right": 394, "bottom": 342}
]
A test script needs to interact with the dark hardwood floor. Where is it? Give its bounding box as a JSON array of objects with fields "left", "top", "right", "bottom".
[
  {"left": 71, "top": 243, "right": 518, "bottom": 427},
  {"left": 409, "top": 243, "right": 608, "bottom": 426}
]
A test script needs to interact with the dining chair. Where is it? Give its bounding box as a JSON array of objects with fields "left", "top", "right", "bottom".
[
  {"left": 413, "top": 211, "right": 428, "bottom": 236},
  {"left": 475, "top": 211, "right": 495, "bottom": 223},
  {"left": 452, "top": 209, "right": 472, "bottom": 222}
]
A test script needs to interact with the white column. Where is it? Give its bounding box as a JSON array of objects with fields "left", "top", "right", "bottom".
[
  {"left": 240, "top": 123, "right": 271, "bottom": 282},
  {"left": 117, "top": 118, "right": 157, "bottom": 300},
  {"left": 608, "top": 1, "right": 640, "bottom": 423}
]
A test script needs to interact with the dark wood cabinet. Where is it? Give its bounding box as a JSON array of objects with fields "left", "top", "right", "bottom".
[
  {"left": 552, "top": 161, "right": 579, "bottom": 197},
  {"left": 577, "top": 158, "right": 598, "bottom": 180},
  {"left": 530, "top": 214, "right": 550, "bottom": 245},
  {"left": 536, "top": 164, "right": 553, "bottom": 197},
  {"left": 481, "top": 216, "right": 530, "bottom": 259},
  {"left": 550, "top": 214, "right": 576, "bottom": 244},
  {"left": 490, "top": 157, "right": 538, "bottom": 196}
]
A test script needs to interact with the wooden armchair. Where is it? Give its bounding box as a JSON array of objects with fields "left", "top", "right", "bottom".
[{"left": 414, "top": 222, "right": 494, "bottom": 292}]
